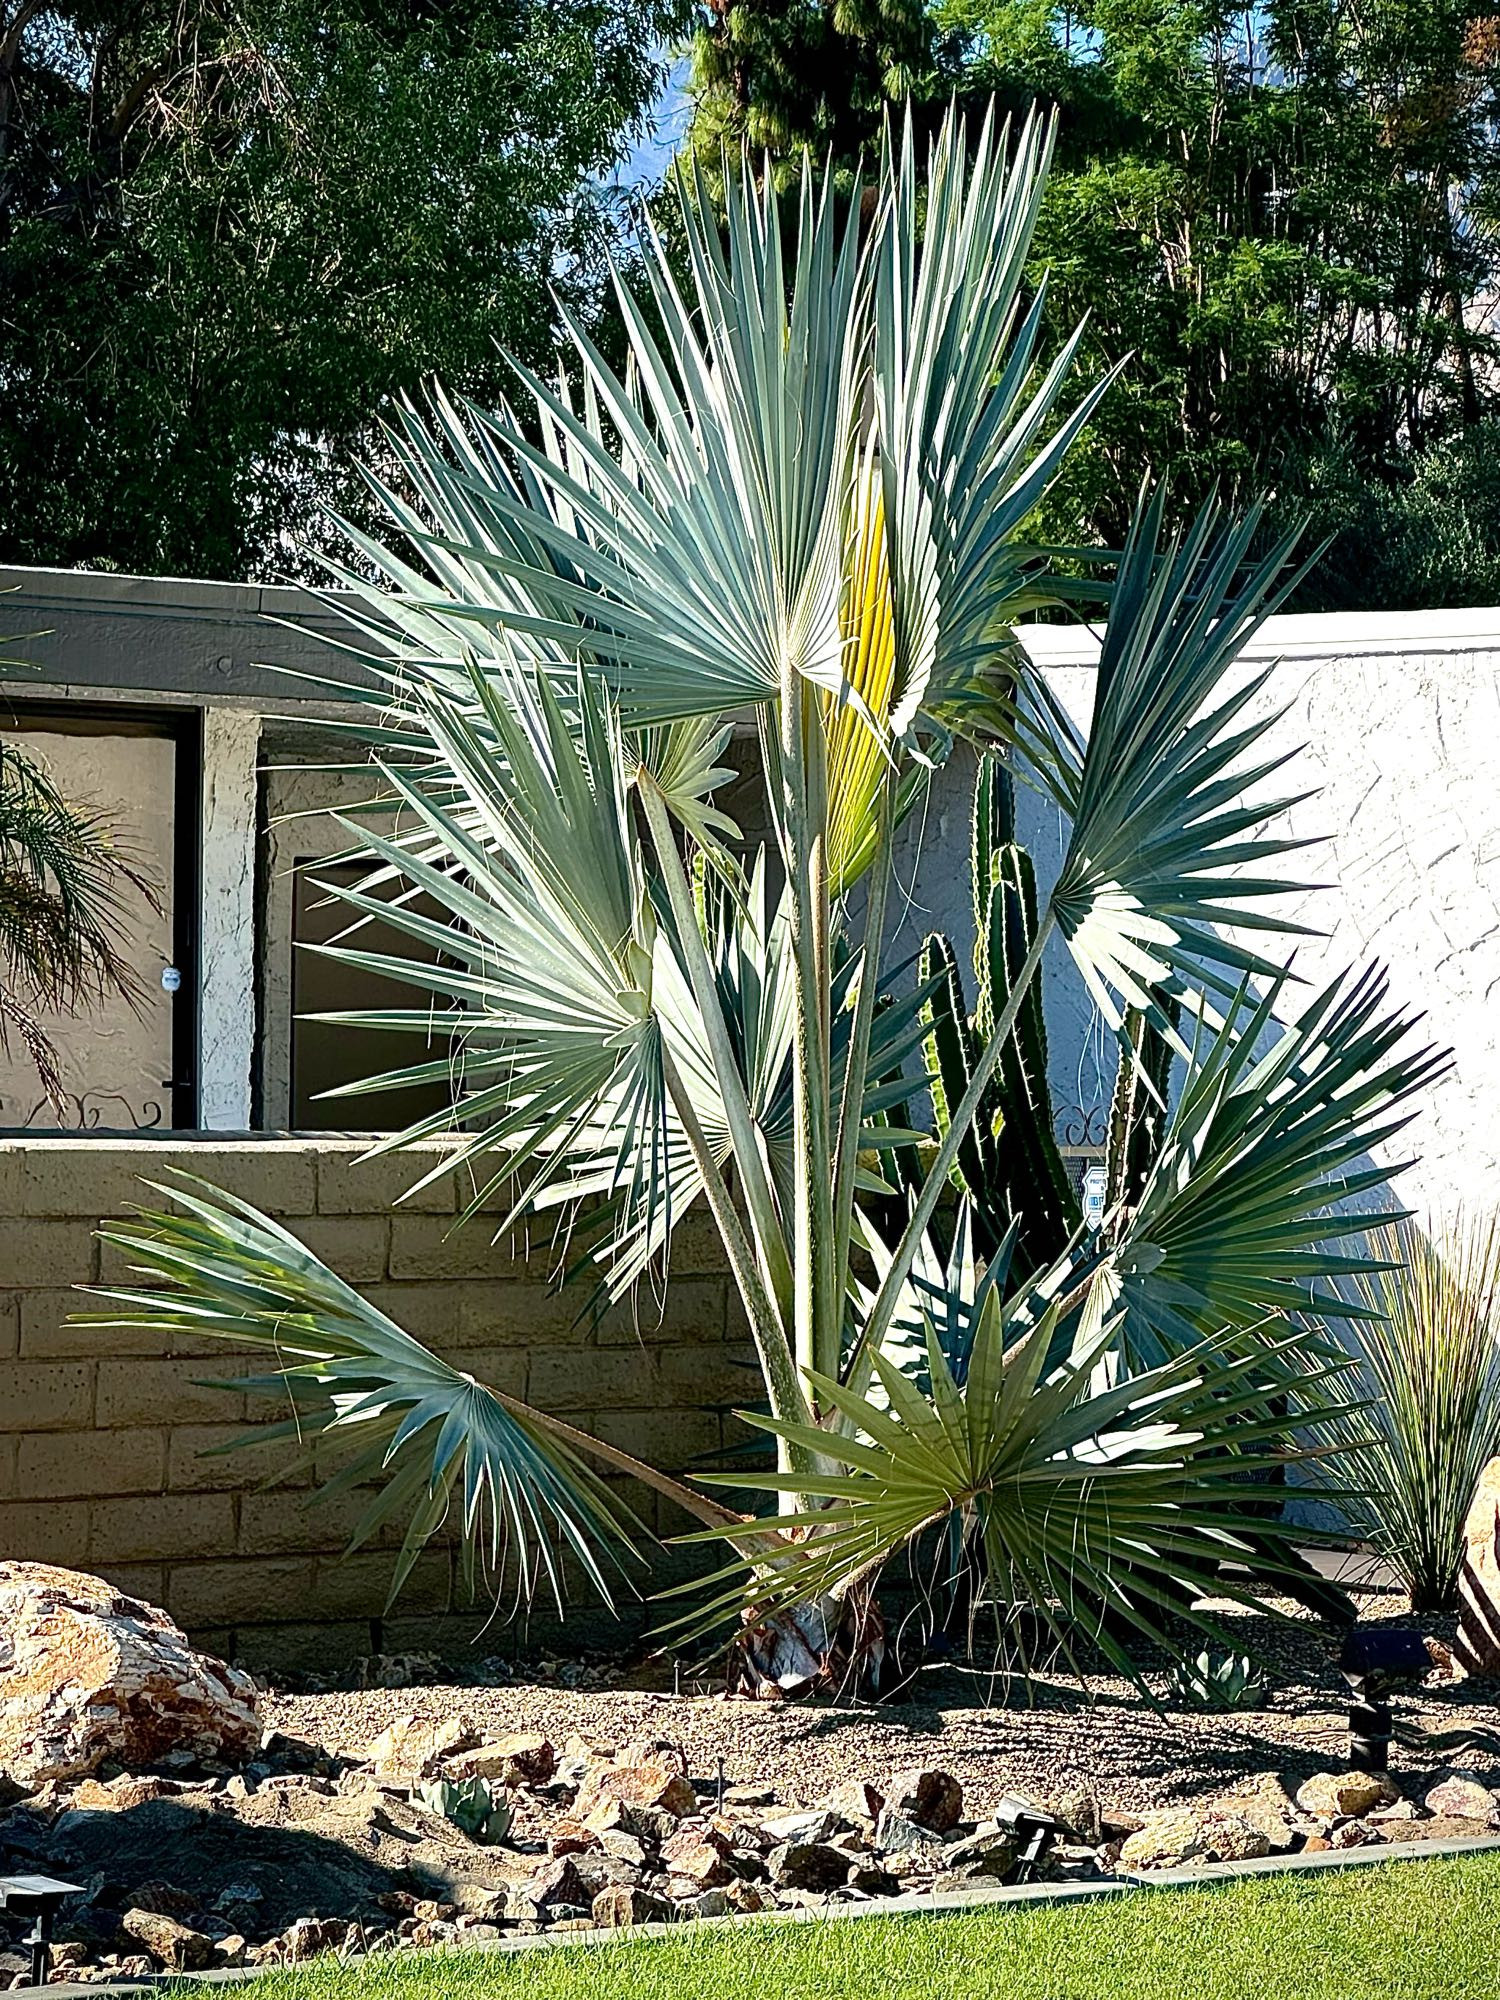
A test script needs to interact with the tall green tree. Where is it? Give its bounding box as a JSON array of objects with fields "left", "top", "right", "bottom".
[
  {"left": 687, "top": 0, "right": 937, "bottom": 168},
  {"left": 685, "top": 0, "right": 1500, "bottom": 602},
  {"left": 0, "top": 0, "right": 684, "bottom": 579}
]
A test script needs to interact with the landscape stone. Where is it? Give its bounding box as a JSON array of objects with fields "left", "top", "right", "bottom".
[
  {"left": 659, "top": 1828, "right": 733, "bottom": 1887},
  {"left": 576, "top": 1761, "right": 697, "bottom": 1820},
  {"left": 761, "top": 1807, "right": 836, "bottom": 1844},
  {"left": 458, "top": 1732, "right": 557, "bottom": 1787},
  {"left": 885, "top": 1767, "right": 964, "bottom": 1833},
  {"left": 770, "top": 1841, "right": 855, "bottom": 1892},
  {"left": 1294, "top": 1771, "right": 1400, "bottom": 1819},
  {"left": 591, "top": 1886, "right": 674, "bottom": 1928},
  {"left": 1422, "top": 1774, "right": 1499, "bottom": 1823},
  {"left": 940, "top": 1828, "right": 1022, "bottom": 1879},
  {"left": 509, "top": 1856, "right": 588, "bottom": 1918},
  {"left": 1375, "top": 1814, "right": 1497, "bottom": 1844},
  {"left": 597, "top": 1829, "right": 649, "bottom": 1866},
  {"left": 547, "top": 1816, "right": 598, "bottom": 1857},
  {"left": 362, "top": 1713, "right": 479, "bottom": 1781},
  {"left": 0, "top": 1562, "right": 259, "bottom": 1785},
  {"left": 682, "top": 1888, "right": 732, "bottom": 1919},
  {"left": 821, "top": 1779, "right": 884, "bottom": 1825},
  {"left": 874, "top": 1806, "right": 940, "bottom": 1854},
  {"left": 1118, "top": 1806, "right": 1268, "bottom": 1868},
  {"left": 281, "top": 1917, "right": 350, "bottom": 1961},
  {"left": 847, "top": 1863, "right": 901, "bottom": 1895},
  {"left": 120, "top": 1910, "right": 215, "bottom": 1972}
]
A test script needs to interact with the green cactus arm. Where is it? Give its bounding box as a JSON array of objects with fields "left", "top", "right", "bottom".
[{"left": 917, "top": 931, "right": 997, "bottom": 1198}]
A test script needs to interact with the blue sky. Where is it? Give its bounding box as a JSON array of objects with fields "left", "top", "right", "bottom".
[{"left": 621, "top": 55, "right": 692, "bottom": 188}]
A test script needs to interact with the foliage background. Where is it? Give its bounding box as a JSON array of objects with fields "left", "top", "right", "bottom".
[
  {"left": 0, "top": 0, "right": 684, "bottom": 578},
  {"left": 686, "top": 0, "right": 1500, "bottom": 610},
  {"left": 9, "top": 0, "right": 1500, "bottom": 610}
]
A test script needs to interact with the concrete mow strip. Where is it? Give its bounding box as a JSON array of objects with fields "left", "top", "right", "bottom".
[{"left": 35, "top": 1833, "right": 1500, "bottom": 1998}]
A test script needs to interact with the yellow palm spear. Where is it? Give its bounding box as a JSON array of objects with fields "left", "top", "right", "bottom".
[{"left": 825, "top": 461, "right": 898, "bottom": 896}]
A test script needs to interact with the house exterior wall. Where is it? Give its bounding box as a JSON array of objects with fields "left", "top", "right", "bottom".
[
  {"left": 0, "top": 1136, "right": 751, "bottom": 1672},
  {"left": 1004, "top": 610, "right": 1500, "bottom": 1225}
]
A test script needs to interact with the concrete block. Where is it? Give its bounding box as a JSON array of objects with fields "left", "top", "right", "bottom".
[
  {"left": 96, "top": 1356, "right": 248, "bottom": 1427},
  {"left": 0, "top": 1218, "right": 96, "bottom": 1286},
  {"left": 0, "top": 1361, "right": 95, "bottom": 1432},
  {"left": 18, "top": 1426, "right": 166, "bottom": 1498},
  {"left": 89, "top": 1492, "right": 236, "bottom": 1565},
  {"left": 19, "top": 1288, "right": 169, "bottom": 1357},
  {"left": 0, "top": 1498, "right": 90, "bottom": 1565},
  {"left": 316, "top": 1146, "right": 456, "bottom": 1215}
]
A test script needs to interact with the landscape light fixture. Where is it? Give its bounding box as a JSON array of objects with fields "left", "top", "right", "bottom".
[
  {"left": 993, "top": 1796, "right": 1062, "bottom": 1882},
  {"left": 0, "top": 1874, "right": 86, "bottom": 1987},
  {"left": 1337, "top": 1627, "right": 1431, "bottom": 1771}
]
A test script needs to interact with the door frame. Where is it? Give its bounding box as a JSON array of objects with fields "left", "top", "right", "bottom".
[{"left": 0, "top": 697, "right": 203, "bottom": 1130}]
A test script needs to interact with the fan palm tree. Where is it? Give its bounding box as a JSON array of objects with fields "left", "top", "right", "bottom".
[{"left": 82, "top": 105, "right": 1445, "bottom": 1688}]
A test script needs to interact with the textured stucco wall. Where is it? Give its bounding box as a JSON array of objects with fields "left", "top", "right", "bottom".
[{"left": 985, "top": 610, "right": 1500, "bottom": 1223}]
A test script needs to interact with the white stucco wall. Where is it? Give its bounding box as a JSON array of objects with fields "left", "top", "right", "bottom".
[{"left": 916, "top": 607, "right": 1500, "bottom": 1223}]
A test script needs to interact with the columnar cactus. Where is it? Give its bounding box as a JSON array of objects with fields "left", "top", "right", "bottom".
[
  {"left": 916, "top": 755, "right": 1180, "bottom": 1273},
  {"left": 917, "top": 756, "right": 1079, "bottom": 1272}
]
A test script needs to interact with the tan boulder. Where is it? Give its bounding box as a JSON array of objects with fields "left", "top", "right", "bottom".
[
  {"left": 1294, "top": 1771, "right": 1399, "bottom": 1820},
  {"left": 1119, "top": 1807, "right": 1270, "bottom": 1870},
  {"left": 885, "top": 1767, "right": 964, "bottom": 1834},
  {"left": 0, "top": 1562, "right": 258, "bottom": 1785},
  {"left": 362, "top": 1713, "right": 480, "bottom": 1781},
  {"left": 1422, "top": 1774, "right": 1499, "bottom": 1823},
  {"left": 1376, "top": 1814, "right": 1498, "bottom": 1844},
  {"left": 67, "top": 1774, "right": 177, "bottom": 1813},
  {"left": 120, "top": 1911, "right": 215, "bottom": 1972},
  {"left": 1232, "top": 1775, "right": 1303, "bottom": 1852},
  {"left": 1457, "top": 1458, "right": 1500, "bottom": 1678},
  {"left": 1119, "top": 1809, "right": 1213, "bottom": 1869},
  {"left": 458, "top": 1732, "right": 556, "bottom": 1787},
  {"left": 576, "top": 1760, "right": 697, "bottom": 1820}
]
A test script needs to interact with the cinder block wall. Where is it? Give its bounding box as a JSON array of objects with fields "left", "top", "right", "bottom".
[{"left": 0, "top": 1138, "right": 750, "bottom": 1673}]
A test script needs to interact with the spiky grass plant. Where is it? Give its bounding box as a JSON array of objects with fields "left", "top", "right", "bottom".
[{"left": 1330, "top": 1216, "right": 1500, "bottom": 1612}]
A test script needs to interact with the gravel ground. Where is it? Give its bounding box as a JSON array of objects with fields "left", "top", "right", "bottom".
[{"left": 264, "top": 1580, "right": 1500, "bottom": 1823}]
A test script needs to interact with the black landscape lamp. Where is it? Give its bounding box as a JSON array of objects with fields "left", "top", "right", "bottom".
[
  {"left": 0, "top": 1874, "right": 86, "bottom": 1987},
  {"left": 994, "top": 1796, "right": 1062, "bottom": 1883},
  {"left": 1337, "top": 1628, "right": 1431, "bottom": 1771}
]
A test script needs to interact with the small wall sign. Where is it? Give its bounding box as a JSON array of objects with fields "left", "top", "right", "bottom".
[{"left": 160, "top": 966, "right": 183, "bottom": 994}]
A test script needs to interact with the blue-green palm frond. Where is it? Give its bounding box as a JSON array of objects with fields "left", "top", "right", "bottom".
[
  {"left": 76, "top": 1176, "right": 644, "bottom": 1614},
  {"left": 1009, "top": 486, "right": 1323, "bottom": 1028}
]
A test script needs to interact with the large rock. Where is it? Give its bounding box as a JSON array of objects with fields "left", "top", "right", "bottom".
[
  {"left": 0, "top": 1562, "right": 258, "bottom": 1785},
  {"left": 1422, "top": 1774, "right": 1499, "bottom": 1824},
  {"left": 1119, "top": 1807, "right": 1270, "bottom": 1870},
  {"left": 1457, "top": 1458, "right": 1500, "bottom": 1678},
  {"left": 362, "top": 1713, "right": 480, "bottom": 1781},
  {"left": 1294, "top": 1771, "right": 1399, "bottom": 1820},
  {"left": 576, "top": 1761, "right": 697, "bottom": 1820},
  {"left": 120, "top": 1911, "right": 215, "bottom": 1972},
  {"left": 885, "top": 1767, "right": 964, "bottom": 1834}
]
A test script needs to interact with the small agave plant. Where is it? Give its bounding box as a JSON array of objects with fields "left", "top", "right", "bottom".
[
  {"left": 1167, "top": 1650, "right": 1268, "bottom": 1713},
  {"left": 415, "top": 1775, "right": 513, "bottom": 1846}
]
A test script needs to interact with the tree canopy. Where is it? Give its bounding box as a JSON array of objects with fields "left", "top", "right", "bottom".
[
  {"left": 0, "top": 0, "right": 684, "bottom": 579},
  {"left": 685, "top": 0, "right": 1500, "bottom": 607}
]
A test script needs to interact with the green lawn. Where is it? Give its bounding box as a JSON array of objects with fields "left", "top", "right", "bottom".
[{"left": 211, "top": 1854, "right": 1500, "bottom": 2000}]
